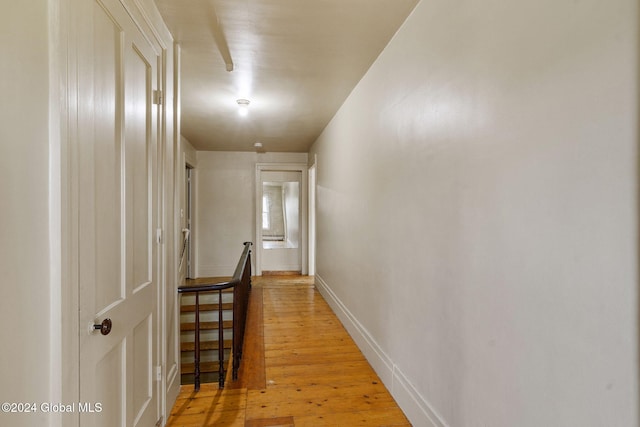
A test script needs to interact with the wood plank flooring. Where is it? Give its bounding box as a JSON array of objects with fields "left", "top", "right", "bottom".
[{"left": 167, "top": 275, "right": 411, "bottom": 427}]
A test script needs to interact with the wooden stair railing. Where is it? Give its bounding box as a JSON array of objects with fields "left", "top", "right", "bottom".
[{"left": 178, "top": 242, "right": 252, "bottom": 391}]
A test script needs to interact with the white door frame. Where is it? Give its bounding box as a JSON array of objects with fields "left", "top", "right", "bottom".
[
  {"left": 255, "top": 163, "right": 308, "bottom": 276},
  {"left": 308, "top": 162, "right": 317, "bottom": 276}
]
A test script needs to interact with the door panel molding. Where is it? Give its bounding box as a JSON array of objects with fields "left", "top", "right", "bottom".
[{"left": 75, "top": 0, "right": 159, "bottom": 425}]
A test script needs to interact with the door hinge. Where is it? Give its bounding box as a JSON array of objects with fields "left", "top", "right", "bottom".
[
  {"left": 155, "top": 365, "right": 162, "bottom": 381},
  {"left": 155, "top": 416, "right": 164, "bottom": 427},
  {"left": 156, "top": 228, "right": 163, "bottom": 244},
  {"left": 153, "top": 89, "right": 163, "bottom": 105}
]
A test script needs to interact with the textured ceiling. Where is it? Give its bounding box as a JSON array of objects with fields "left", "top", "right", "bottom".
[{"left": 155, "top": 0, "right": 419, "bottom": 152}]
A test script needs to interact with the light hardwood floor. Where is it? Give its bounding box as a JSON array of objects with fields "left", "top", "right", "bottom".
[{"left": 167, "top": 275, "right": 411, "bottom": 427}]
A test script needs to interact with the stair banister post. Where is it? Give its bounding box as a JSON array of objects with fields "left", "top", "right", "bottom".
[
  {"left": 218, "top": 289, "right": 225, "bottom": 388},
  {"left": 194, "top": 291, "right": 201, "bottom": 391}
]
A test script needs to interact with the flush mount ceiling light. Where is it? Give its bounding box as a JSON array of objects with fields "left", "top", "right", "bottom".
[{"left": 236, "top": 99, "right": 250, "bottom": 117}]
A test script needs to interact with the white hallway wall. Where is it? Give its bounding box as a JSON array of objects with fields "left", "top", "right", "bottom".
[
  {"left": 194, "top": 150, "right": 307, "bottom": 277},
  {"left": 310, "top": 0, "right": 639, "bottom": 426},
  {"left": 0, "top": 2, "right": 52, "bottom": 426}
]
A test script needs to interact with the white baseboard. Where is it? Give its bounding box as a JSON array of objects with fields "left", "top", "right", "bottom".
[
  {"left": 314, "top": 274, "right": 448, "bottom": 427},
  {"left": 261, "top": 264, "right": 302, "bottom": 272}
]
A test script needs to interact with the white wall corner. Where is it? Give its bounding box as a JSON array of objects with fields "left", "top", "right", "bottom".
[{"left": 314, "top": 274, "right": 445, "bottom": 427}]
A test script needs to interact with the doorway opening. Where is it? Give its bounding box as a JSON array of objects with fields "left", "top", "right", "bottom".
[
  {"left": 255, "top": 164, "right": 308, "bottom": 276},
  {"left": 181, "top": 165, "right": 194, "bottom": 279}
]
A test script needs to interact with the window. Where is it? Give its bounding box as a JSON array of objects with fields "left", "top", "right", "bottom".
[{"left": 262, "top": 194, "right": 270, "bottom": 230}]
